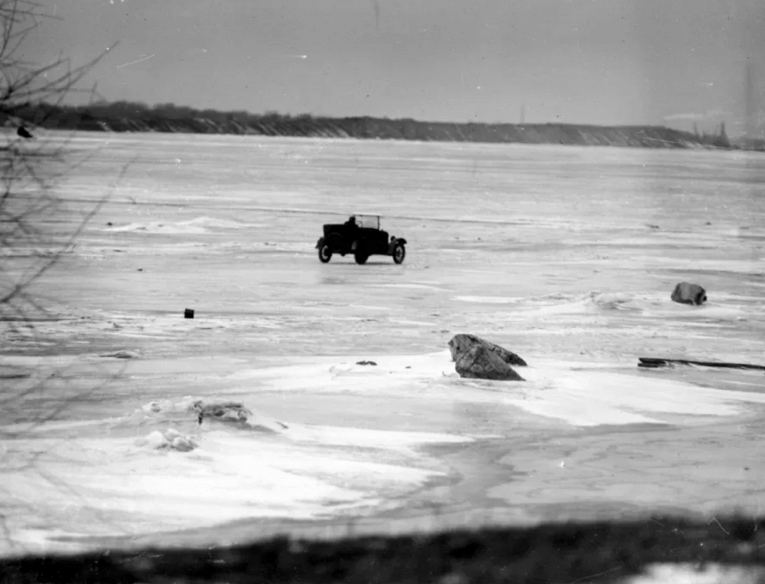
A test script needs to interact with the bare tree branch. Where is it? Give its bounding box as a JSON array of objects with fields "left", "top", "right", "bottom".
[
  {"left": 0, "top": 0, "right": 116, "bottom": 328},
  {"left": 0, "top": 0, "right": 134, "bottom": 556}
]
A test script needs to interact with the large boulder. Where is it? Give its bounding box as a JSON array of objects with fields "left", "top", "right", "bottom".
[
  {"left": 671, "top": 282, "right": 707, "bottom": 305},
  {"left": 455, "top": 344, "right": 524, "bottom": 381},
  {"left": 448, "top": 334, "right": 527, "bottom": 367}
]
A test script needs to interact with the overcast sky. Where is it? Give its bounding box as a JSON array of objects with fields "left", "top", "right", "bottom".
[{"left": 23, "top": 0, "right": 765, "bottom": 132}]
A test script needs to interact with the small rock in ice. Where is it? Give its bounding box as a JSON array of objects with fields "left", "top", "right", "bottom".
[
  {"left": 140, "top": 396, "right": 198, "bottom": 415},
  {"left": 163, "top": 429, "right": 197, "bottom": 452},
  {"left": 141, "top": 429, "right": 198, "bottom": 452},
  {"left": 193, "top": 400, "right": 252, "bottom": 425},
  {"left": 143, "top": 431, "right": 167, "bottom": 449},
  {"left": 670, "top": 282, "right": 707, "bottom": 306},
  {"left": 142, "top": 400, "right": 170, "bottom": 414},
  {"left": 100, "top": 350, "right": 140, "bottom": 359},
  {"left": 192, "top": 400, "right": 288, "bottom": 432}
]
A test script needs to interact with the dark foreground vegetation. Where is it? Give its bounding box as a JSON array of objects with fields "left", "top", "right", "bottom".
[
  {"left": 7, "top": 101, "right": 758, "bottom": 150},
  {"left": 2, "top": 516, "right": 764, "bottom": 583}
]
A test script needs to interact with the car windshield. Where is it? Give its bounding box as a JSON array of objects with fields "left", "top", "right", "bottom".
[{"left": 354, "top": 215, "right": 379, "bottom": 229}]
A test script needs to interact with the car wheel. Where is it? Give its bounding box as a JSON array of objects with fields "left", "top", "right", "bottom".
[
  {"left": 318, "top": 245, "right": 332, "bottom": 263},
  {"left": 354, "top": 251, "right": 368, "bottom": 265},
  {"left": 392, "top": 242, "right": 406, "bottom": 264}
]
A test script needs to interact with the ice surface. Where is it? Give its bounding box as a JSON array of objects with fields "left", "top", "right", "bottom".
[
  {"left": 624, "top": 563, "right": 765, "bottom": 584},
  {"left": 1, "top": 133, "right": 764, "bottom": 556}
]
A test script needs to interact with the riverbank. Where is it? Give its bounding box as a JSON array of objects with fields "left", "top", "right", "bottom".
[
  {"left": 8, "top": 101, "right": 754, "bottom": 149},
  {"left": 2, "top": 515, "right": 764, "bottom": 583}
]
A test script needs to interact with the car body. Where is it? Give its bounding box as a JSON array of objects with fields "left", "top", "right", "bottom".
[{"left": 315, "top": 214, "right": 407, "bottom": 264}]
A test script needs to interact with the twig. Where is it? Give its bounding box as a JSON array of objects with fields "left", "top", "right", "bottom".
[{"left": 568, "top": 566, "right": 622, "bottom": 583}]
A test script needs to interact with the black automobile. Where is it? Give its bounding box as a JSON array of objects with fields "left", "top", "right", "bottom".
[{"left": 315, "top": 215, "right": 407, "bottom": 265}]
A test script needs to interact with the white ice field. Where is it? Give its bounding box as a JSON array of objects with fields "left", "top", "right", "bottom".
[{"left": 1, "top": 132, "right": 764, "bottom": 556}]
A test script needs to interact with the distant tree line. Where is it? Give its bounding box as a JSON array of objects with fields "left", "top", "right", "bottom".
[
  {"left": 692, "top": 122, "right": 732, "bottom": 149},
  {"left": 1, "top": 100, "right": 748, "bottom": 149}
]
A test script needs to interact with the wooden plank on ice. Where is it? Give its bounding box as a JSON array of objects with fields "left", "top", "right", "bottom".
[{"left": 638, "top": 357, "right": 765, "bottom": 371}]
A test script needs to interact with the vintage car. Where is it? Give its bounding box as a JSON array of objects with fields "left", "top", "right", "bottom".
[{"left": 315, "top": 215, "right": 407, "bottom": 265}]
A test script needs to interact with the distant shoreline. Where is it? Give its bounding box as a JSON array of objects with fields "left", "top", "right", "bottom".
[{"left": 7, "top": 101, "right": 764, "bottom": 151}]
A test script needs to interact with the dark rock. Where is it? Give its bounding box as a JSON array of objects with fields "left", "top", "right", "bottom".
[
  {"left": 455, "top": 345, "right": 524, "bottom": 381},
  {"left": 100, "top": 350, "right": 139, "bottom": 359},
  {"left": 448, "top": 334, "right": 527, "bottom": 367},
  {"left": 356, "top": 360, "right": 377, "bottom": 366},
  {"left": 193, "top": 400, "right": 252, "bottom": 425},
  {"left": 191, "top": 400, "right": 288, "bottom": 432},
  {"left": 671, "top": 282, "right": 707, "bottom": 305}
]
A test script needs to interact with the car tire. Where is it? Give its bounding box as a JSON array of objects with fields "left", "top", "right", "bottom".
[
  {"left": 354, "top": 251, "right": 368, "bottom": 265},
  {"left": 318, "top": 245, "right": 332, "bottom": 263},
  {"left": 392, "top": 242, "right": 406, "bottom": 264}
]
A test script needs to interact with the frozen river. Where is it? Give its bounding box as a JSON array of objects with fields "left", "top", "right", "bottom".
[{"left": 1, "top": 132, "right": 764, "bottom": 556}]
